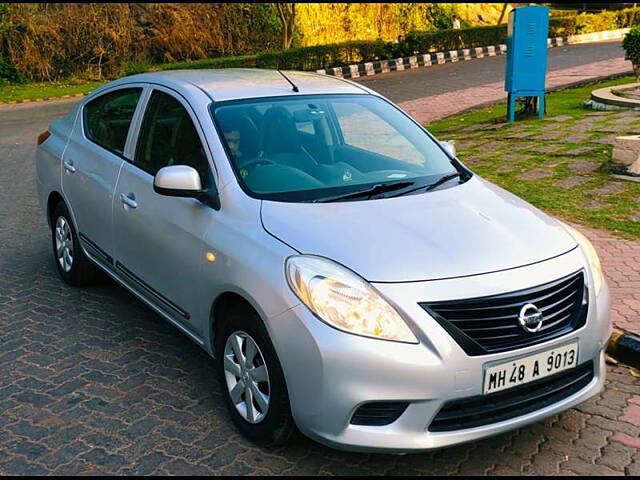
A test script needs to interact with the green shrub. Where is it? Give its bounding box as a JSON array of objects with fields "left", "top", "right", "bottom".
[
  {"left": 549, "top": 16, "right": 578, "bottom": 36},
  {"left": 575, "top": 7, "right": 640, "bottom": 34},
  {"left": 576, "top": 11, "right": 618, "bottom": 34},
  {"left": 0, "top": 56, "right": 26, "bottom": 84},
  {"left": 623, "top": 26, "right": 640, "bottom": 79}
]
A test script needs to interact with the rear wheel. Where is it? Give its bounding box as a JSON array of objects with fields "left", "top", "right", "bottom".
[
  {"left": 51, "top": 202, "right": 100, "bottom": 286},
  {"left": 216, "top": 302, "right": 295, "bottom": 446}
]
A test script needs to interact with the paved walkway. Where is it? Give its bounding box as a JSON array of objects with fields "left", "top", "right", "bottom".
[{"left": 396, "top": 57, "right": 631, "bottom": 124}]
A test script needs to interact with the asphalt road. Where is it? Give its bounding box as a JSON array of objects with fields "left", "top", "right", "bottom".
[
  {"left": 1, "top": 39, "right": 638, "bottom": 475},
  {"left": 355, "top": 40, "right": 625, "bottom": 102}
]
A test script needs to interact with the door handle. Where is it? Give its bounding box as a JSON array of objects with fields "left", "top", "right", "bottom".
[
  {"left": 63, "top": 159, "right": 76, "bottom": 173},
  {"left": 120, "top": 193, "right": 138, "bottom": 209}
]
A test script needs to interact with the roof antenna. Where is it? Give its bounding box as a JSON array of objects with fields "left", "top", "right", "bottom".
[{"left": 277, "top": 69, "right": 299, "bottom": 93}]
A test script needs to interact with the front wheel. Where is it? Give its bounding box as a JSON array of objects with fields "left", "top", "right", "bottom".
[{"left": 216, "top": 303, "right": 295, "bottom": 446}]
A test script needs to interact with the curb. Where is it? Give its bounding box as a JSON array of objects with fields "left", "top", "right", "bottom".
[
  {"left": 591, "top": 82, "right": 640, "bottom": 109},
  {"left": 0, "top": 92, "right": 84, "bottom": 106},
  {"left": 316, "top": 28, "right": 630, "bottom": 80},
  {"left": 607, "top": 328, "right": 640, "bottom": 370}
]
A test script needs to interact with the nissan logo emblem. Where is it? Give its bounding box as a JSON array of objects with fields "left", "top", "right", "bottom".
[{"left": 518, "top": 303, "right": 544, "bottom": 333}]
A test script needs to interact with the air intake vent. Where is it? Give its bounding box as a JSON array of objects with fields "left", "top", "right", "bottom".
[
  {"left": 351, "top": 402, "right": 409, "bottom": 426},
  {"left": 429, "top": 361, "right": 594, "bottom": 432}
]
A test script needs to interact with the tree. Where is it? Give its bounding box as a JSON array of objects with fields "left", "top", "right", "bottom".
[
  {"left": 273, "top": 3, "right": 296, "bottom": 50},
  {"left": 497, "top": 3, "right": 509, "bottom": 25}
]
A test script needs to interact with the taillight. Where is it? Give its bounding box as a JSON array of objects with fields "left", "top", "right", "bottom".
[{"left": 37, "top": 131, "right": 51, "bottom": 146}]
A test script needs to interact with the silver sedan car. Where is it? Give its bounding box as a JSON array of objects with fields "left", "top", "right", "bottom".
[{"left": 36, "top": 69, "right": 611, "bottom": 453}]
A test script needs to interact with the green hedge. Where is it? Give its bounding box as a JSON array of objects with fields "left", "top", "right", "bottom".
[
  {"left": 255, "top": 40, "right": 389, "bottom": 70},
  {"left": 126, "top": 54, "right": 259, "bottom": 76},
  {"left": 159, "top": 54, "right": 258, "bottom": 71},
  {"left": 129, "top": 7, "right": 640, "bottom": 75}
]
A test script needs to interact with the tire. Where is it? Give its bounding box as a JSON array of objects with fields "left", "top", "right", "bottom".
[
  {"left": 51, "top": 202, "right": 100, "bottom": 286},
  {"left": 215, "top": 302, "right": 295, "bottom": 447}
]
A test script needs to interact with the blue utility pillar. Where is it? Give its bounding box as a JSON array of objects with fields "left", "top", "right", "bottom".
[{"left": 505, "top": 5, "right": 549, "bottom": 122}]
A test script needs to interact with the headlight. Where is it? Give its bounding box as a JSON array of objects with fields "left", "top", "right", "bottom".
[
  {"left": 285, "top": 255, "right": 418, "bottom": 343},
  {"left": 558, "top": 221, "right": 603, "bottom": 294}
]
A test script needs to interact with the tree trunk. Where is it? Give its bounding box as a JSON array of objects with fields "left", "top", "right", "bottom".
[
  {"left": 497, "top": 3, "right": 509, "bottom": 25},
  {"left": 274, "top": 3, "right": 296, "bottom": 50}
]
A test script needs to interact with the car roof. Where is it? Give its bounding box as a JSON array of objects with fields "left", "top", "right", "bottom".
[{"left": 118, "top": 68, "right": 371, "bottom": 102}]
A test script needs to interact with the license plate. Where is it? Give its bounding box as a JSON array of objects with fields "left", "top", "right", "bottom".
[{"left": 483, "top": 341, "right": 578, "bottom": 394}]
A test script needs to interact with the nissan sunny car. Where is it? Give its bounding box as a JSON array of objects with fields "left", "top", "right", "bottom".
[{"left": 36, "top": 69, "right": 611, "bottom": 453}]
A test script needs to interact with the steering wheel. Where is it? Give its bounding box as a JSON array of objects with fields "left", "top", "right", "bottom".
[{"left": 237, "top": 157, "right": 276, "bottom": 170}]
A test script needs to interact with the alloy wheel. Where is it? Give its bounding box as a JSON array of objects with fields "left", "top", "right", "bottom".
[
  {"left": 55, "top": 216, "right": 74, "bottom": 273},
  {"left": 223, "top": 331, "right": 271, "bottom": 424}
]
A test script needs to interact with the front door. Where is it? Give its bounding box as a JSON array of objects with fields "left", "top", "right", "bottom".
[{"left": 113, "top": 88, "right": 215, "bottom": 339}]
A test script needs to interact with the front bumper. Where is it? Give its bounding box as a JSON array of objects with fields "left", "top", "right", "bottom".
[{"left": 269, "top": 248, "right": 611, "bottom": 453}]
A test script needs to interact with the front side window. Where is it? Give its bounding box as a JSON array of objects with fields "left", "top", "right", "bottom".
[
  {"left": 135, "top": 91, "right": 210, "bottom": 186},
  {"left": 84, "top": 88, "right": 142, "bottom": 155},
  {"left": 212, "top": 94, "right": 465, "bottom": 202}
]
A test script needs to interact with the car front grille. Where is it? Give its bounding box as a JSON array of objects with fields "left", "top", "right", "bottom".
[
  {"left": 428, "top": 360, "right": 594, "bottom": 432},
  {"left": 420, "top": 270, "right": 588, "bottom": 356}
]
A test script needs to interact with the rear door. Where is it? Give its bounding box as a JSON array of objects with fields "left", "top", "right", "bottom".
[
  {"left": 62, "top": 86, "right": 144, "bottom": 264},
  {"left": 112, "top": 87, "right": 215, "bottom": 340}
]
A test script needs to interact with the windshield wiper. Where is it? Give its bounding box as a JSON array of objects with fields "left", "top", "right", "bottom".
[
  {"left": 389, "top": 172, "right": 466, "bottom": 198},
  {"left": 312, "top": 181, "right": 415, "bottom": 203}
]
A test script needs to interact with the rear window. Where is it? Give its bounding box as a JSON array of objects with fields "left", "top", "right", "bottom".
[{"left": 83, "top": 88, "right": 142, "bottom": 155}]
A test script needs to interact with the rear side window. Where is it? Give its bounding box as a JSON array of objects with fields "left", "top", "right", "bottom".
[
  {"left": 135, "top": 90, "right": 210, "bottom": 186},
  {"left": 83, "top": 88, "right": 142, "bottom": 155}
]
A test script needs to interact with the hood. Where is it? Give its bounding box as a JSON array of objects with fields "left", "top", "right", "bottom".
[{"left": 261, "top": 177, "right": 577, "bottom": 283}]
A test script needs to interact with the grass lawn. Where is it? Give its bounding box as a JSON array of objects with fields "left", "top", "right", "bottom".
[
  {"left": 427, "top": 76, "right": 640, "bottom": 240},
  {"left": 0, "top": 80, "right": 105, "bottom": 103}
]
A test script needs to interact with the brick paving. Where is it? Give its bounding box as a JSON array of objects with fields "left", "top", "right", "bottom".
[
  {"left": 1, "top": 55, "right": 639, "bottom": 475},
  {"left": 579, "top": 226, "right": 640, "bottom": 335}
]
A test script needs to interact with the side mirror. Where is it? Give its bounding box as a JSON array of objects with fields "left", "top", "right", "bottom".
[
  {"left": 440, "top": 140, "right": 456, "bottom": 157},
  {"left": 153, "top": 165, "right": 220, "bottom": 210}
]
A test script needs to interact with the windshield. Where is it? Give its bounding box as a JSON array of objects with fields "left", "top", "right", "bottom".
[{"left": 211, "top": 94, "right": 466, "bottom": 202}]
